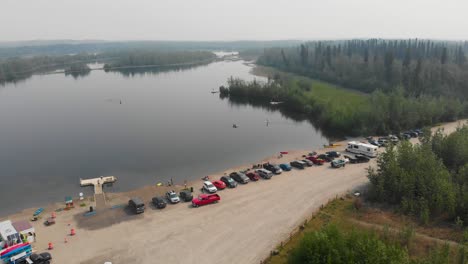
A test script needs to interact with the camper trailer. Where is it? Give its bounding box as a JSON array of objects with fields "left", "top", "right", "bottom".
[{"left": 346, "top": 141, "right": 378, "bottom": 157}]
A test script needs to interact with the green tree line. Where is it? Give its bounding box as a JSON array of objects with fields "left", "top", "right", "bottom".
[
  {"left": 0, "top": 53, "right": 96, "bottom": 83},
  {"left": 258, "top": 39, "right": 468, "bottom": 99},
  {"left": 102, "top": 50, "right": 216, "bottom": 70},
  {"left": 221, "top": 76, "right": 467, "bottom": 135},
  {"left": 368, "top": 125, "right": 468, "bottom": 225}
]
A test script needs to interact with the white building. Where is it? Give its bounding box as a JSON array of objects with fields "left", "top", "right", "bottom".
[{"left": 0, "top": 220, "right": 21, "bottom": 248}]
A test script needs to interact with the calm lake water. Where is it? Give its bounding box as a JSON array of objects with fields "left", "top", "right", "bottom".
[{"left": 0, "top": 59, "right": 328, "bottom": 215}]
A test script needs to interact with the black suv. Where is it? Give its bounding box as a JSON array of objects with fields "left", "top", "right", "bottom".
[
  {"left": 28, "top": 252, "right": 52, "bottom": 264},
  {"left": 326, "top": 151, "right": 341, "bottom": 158},
  {"left": 152, "top": 196, "right": 167, "bottom": 209},
  {"left": 262, "top": 163, "right": 282, "bottom": 174},
  {"left": 179, "top": 190, "right": 193, "bottom": 202},
  {"left": 229, "top": 172, "right": 250, "bottom": 184},
  {"left": 220, "top": 176, "right": 237, "bottom": 188},
  {"left": 128, "top": 197, "right": 145, "bottom": 214},
  {"left": 317, "top": 154, "right": 333, "bottom": 162},
  {"left": 290, "top": 160, "right": 305, "bottom": 169}
]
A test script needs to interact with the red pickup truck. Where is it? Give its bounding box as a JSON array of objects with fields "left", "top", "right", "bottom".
[
  {"left": 306, "top": 155, "right": 325, "bottom": 165},
  {"left": 192, "top": 194, "right": 220, "bottom": 207}
]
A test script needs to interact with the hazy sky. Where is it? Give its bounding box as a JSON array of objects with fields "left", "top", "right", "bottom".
[{"left": 1, "top": 0, "right": 468, "bottom": 41}]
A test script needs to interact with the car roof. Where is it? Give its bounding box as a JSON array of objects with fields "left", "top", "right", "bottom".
[{"left": 130, "top": 197, "right": 144, "bottom": 204}]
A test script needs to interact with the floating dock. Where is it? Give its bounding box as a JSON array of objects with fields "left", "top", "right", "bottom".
[{"left": 80, "top": 176, "right": 117, "bottom": 195}]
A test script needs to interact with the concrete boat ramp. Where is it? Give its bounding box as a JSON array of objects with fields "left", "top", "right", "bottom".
[
  {"left": 80, "top": 176, "right": 117, "bottom": 194},
  {"left": 80, "top": 176, "right": 117, "bottom": 208}
]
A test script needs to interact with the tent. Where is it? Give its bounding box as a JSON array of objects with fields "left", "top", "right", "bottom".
[
  {"left": 65, "top": 196, "right": 74, "bottom": 209},
  {"left": 12, "top": 221, "right": 35, "bottom": 243}
]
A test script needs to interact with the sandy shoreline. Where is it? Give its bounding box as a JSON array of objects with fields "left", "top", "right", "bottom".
[{"left": 1, "top": 119, "right": 465, "bottom": 264}]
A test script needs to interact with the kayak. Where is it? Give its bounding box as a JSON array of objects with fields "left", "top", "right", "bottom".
[
  {"left": 33, "top": 208, "right": 44, "bottom": 216},
  {"left": 280, "top": 151, "right": 288, "bottom": 154},
  {"left": 0, "top": 243, "right": 29, "bottom": 257},
  {"left": 0, "top": 244, "right": 32, "bottom": 260}
]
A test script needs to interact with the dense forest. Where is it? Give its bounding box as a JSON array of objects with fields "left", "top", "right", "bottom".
[
  {"left": 258, "top": 39, "right": 468, "bottom": 99},
  {"left": 221, "top": 39, "right": 468, "bottom": 135},
  {"left": 0, "top": 50, "right": 216, "bottom": 83},
  {"left": 221, "top": 75, "right": 466, "bottom": 135},
  {"left": 0, "top": 53, "right": 96, "bottom": 83},
  {"left": 368, "top": 125, "right": 468, "bottom": 225},
  {"left": 102, "top": 50, "right": 216, "bottom": 70}
]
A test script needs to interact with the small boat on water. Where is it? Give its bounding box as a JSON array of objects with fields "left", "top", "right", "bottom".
[{"left": 270, "top": 101, "right": 283, "bottom": 105}]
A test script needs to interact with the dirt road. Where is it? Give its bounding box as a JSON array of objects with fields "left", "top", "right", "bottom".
[{"left": 8, "top": 119, "right": 467, "bottom": 264}]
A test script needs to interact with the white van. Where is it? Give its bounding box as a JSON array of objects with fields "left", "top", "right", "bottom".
[{"left": 346, "top": 141, "right": 378, "bottom": 157}]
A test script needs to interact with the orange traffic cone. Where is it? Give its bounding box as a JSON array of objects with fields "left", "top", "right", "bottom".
[
  {"left": 70, "top": 228, "right": 75, "bottom": 236},
  {"left": 51, "top": 212, "right": 56, "bottom": 218},
  {"left": 48, "top": 242, "right": 53, "bottom": 250}
]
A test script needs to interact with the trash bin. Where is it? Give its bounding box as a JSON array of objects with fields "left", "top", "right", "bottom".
[{"left": 190, "top": 187, "right": 194, "bottom": 193}]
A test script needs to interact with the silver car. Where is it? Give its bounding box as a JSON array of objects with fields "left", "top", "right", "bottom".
[{"left": 166, "top": 190, "right": 180, "bottom": 203}]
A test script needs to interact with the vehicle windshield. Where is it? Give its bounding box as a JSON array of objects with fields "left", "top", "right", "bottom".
[
  {"left": 169, "top": 193, "right": 177, "bottom": 198},
  {"left": 206, "top": 183, "right": 214, "bottom": 188}
]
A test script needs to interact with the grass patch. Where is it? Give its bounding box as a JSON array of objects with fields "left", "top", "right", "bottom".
[{"left": 265, "top": 197, "right": 464, "bottom": 264}]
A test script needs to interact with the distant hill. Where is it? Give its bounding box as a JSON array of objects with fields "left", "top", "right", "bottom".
[{"left": 0, "top": 40, "right": 303, "bottom": 59}]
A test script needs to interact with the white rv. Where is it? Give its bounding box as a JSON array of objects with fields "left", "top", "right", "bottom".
[{"left": 346, "top": 141, "right": 378, "bottom": 157}]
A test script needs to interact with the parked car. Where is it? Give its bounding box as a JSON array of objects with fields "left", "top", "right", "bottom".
[
  {"left": 128, "top": 197, "right": 145, "bottom": 214},
  {"left": 203, "top": 181, "right": 218, "bottom": 193},
  {"left": 326, "top": 151, "right": 341, "bottom": 158},
  {"left": 179, "top": 190, "right": 193, "bottom": 202},
  {"left": 212, "top": 180, "right": 226, "bottom": 190},
  {"left": 290, "top": 160, "right": 306, "bottom": 169},
  {"left": 279, "top": 163, "right": 292, "bottom": 171},
  {"left": 263, "top": 163, "right": 282, "bottom": 174},
  {"left": 414, "top": 129, "right": 423, "bottom": 136},
  {"left": 377, "top": 138, "right": 388, "bottom": 146},
  {"left": 28, "top": 252, "right": 52, "bottom": 264},
  {"left": 220, "top": 176, "right": 237, "bottom": 188},
  {"left": 344, "top": 155, "right": 358, "bottom": 163},
  {"left": 331, "top": 159, "right": 347, "bottom": 168},
  {"left": 301, "top": 159, "right": 314, "bottom": 167},
  {"left": 152, "top": 196, "right": 167, "bottom": 208},
  {"left": 256, "top": 168, "right": 273, "bottom": 179},
  {"left": 399, "top": 132, "right": 411, "bottom": 140},
  {"left": 246, "top": 172, "right": 260, "bottom": 181},
  {"left": 192, "top": 194, "right": 220, "bottom": 207},
  {"left": 316, "top": 154, "right": 332, "bottom": 162},
  {"left": 166, "top": 190, "right": 180, "bottom": 204},
  {"left": 230, "top": 172, "right": 250, "bottom": 184},
  {"left": 407, "top": 131, "right": 418, "bottom": 138},
  {"left": 44, "top": 217, "right": 55, "bottom": 226},
  {"left": 368, "top": 139, "right": 381, "bottom": 147},
  {"left": 389, "top": 135, "right": 399, "bottom": 143},
  {"left": 307, "top": 155, "right": 325, "bottom": 165},
  {"left": 355, "top": 154, "right": 370, "bottom": 163}
]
